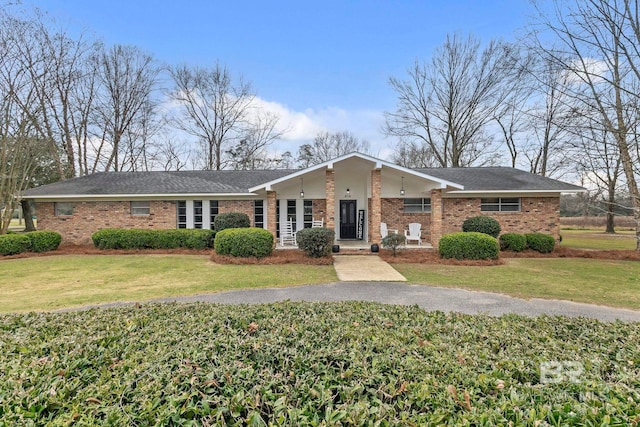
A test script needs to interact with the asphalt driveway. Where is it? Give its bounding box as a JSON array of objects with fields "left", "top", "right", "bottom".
[{"left": 140, "top": 282, "right": 640, "bottom": 322}]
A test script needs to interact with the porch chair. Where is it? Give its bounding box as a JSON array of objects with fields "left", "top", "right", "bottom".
[
  {"left": 280, "top": 219, "right": 297, "bottom": 246},
  {"left": 380, "top": 222, "right": 398, "bottom": 239},
  {"left": 311, "top": 217, "right": 324, "bottom": 228},
  {"left": 404, "top": 222, "right": 422, "bottom": 245}
]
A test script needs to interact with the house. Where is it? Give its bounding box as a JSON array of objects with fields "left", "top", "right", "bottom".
[{"left": 23, "top": 152, "right": 584, "bottom": 246}]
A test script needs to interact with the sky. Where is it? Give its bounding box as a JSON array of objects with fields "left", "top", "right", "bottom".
[{"left": 23, "top": 0, "right": 533, "bottom": 159}]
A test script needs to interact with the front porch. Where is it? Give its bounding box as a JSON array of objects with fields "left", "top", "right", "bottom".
[{"left": 276, "top": 240, "right": 434, "bottom": 251}]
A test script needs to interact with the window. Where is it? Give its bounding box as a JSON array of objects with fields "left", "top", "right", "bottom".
[
  {"left": 177, "top": 201, "right": 187, "bottom": 228},
  {"left": 481, "top": 197, "right": 521, "bottom": 212},
  {"left": 193, "top": 200, "right": 203, "bottom": 228},
  {"left": 303, "top": 199, "right": 313, "bottom": 228},
  {"left": 55, "top": 202, "right": 74, "bottom": 216},
  {"left": 131, "top": 201, "right": 150, "bottom": 216},
  {"left": 287, "top": 199, "right": 296, "bottom": 231},
  {"left": 403, "top": 198, "right": 431, "bottom": 213},
  {"left": 254, "top": 200, "right": 264, "bottom": 228},
  {"left": 209, "top": 200, "right": 219, "bottom": 230}
]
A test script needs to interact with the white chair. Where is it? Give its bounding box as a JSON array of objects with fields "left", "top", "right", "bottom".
[
  {"left": 404, "top": 222, "right": 422, "bottom": 245},
  {"left": 312, "top": 217, "right": 324, "bottom": 228},
  {"left": 280, "top": 219, "right": 297, "bottom": 246},
  {"left": 380, "top": 222, "right": 398, "bottom": 239}
]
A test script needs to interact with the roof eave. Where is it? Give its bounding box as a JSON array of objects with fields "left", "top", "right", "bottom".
[{"left": 25, "top": 192, "right": 257, "bottom": 200}]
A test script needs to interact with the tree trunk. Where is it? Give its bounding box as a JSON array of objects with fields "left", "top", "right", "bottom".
[
  {"left": 21, "top": 199, "right": 36, "bottom": 232},
  {"left": 605, "top": 184, "right": 616, "bottom": 234}
]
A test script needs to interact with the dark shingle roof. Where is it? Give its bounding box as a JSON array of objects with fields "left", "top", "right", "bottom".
[
  {"left": 24, "top": 165, "right": 583, "bottom": 198},
  {"left": 416, "top": 167, "right": 584, "bottom": 192},
  {"left": 24, "top": 170, "right": 298, "bottom": 197}
]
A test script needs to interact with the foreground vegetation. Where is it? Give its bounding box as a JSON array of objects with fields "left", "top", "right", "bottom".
[
  {"left": 1, "top": 302, "right": 638, "bottom": 425},
  {"left": 0, "top": 255, "right": 336, "bottom": 312},
  {"left": 394, "top": 258, "right": 640, "bottom": 310}
]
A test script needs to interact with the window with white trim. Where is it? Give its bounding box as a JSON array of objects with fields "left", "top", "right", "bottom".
[
  {"left": 55, "top": 202, "right": 74, "bottom": 216},
  {"left": 130, "top": 201, "right": 150, "bottom": 216},
  {"left": 403, "top": 198, "right": 431, "bottom": 213},
  {"left": 193, "top": 200, "right": 203, "bottom": 228},
  {"left": 209, "top": 200, "right": 219, "bottom": 230},
  {"left": 177, "top": 201, "right": 187, "bottom": 228},
  {"left": 303, "top": 199, "right": 313, "bottom": 228},
  {"left": 254, "top": 200, "right": 264, "bottom": 228},
  {"left": 480, "top": 197, "right": 521, "bottom": 212}
]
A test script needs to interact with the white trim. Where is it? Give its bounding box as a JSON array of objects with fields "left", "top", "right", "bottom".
[
  {"left": 248, "top": 152, "right": 464, "bottom": 192},
  {"left": 445, "top": 189, "right": 585, "bottom": 196}
]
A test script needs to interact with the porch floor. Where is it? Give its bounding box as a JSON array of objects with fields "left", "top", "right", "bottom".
[{"left": 276, "top": 240, "right": 434, "bottom": 251}]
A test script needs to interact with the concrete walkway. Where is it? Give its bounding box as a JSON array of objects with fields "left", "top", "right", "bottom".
[{"left": 333, "top": 255, "right": 407, "bottom": 281}]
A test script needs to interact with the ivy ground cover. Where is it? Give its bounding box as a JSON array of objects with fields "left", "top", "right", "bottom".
[{"left": 1, "top": 302, "right": 639, "bottom": 425}]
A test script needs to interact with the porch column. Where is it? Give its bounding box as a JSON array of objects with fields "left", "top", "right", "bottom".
[
  {"left": 430, "top": 189, "right": 443, "bottom": 247},
  {"left": 266, "top": 191, "right": 277, "bottom": 243},
  {"left": 371, "top": 168, "right": 382, "bottom": 243},
  {"left": 325, "top": 169, "right": 335, "bottom": 232}
]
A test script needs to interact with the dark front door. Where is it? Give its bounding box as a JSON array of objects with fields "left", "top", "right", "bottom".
[{"left": 340, "top": 200, "right": 357, "bottom": 239}]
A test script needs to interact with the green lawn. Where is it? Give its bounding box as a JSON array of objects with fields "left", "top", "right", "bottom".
[
  {"left": 0, "top": 255, "right": 337, "bottom": 312},
  {"left": 394, "top": 258, "right": 640, "bottom": 309},
  {"left": 560, "top": 228, "right": 637, "bottom": 250}
]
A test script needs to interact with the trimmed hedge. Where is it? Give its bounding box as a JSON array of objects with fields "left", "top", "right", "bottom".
[
  {"left": 214, "top": 212, "right": 250, "bottom": 232},
  {"left": 26, "top": 231, "right": 62, "bottom": 253},
  {"left": 91, "top": 228, "right": 215, "bottom": 250},
  {"left": 499, "top": 233, "right": 527, "bottom": 252},
  {"left": 0, "top": 234, "right": 32, "bottom": 256},
  {"left": 525, "top": 232, "right": 556, "bottom": 253},
  {"left": 296, "top": 227, "right": 335, "bottom": 258},
  {"left": 214, "top": 228, "right": 273, "bottom": 258},
  {"left": 462, "top": 216, "right": 501, "bottom": 238},
  {"left": 439, "top": 232, "right": 500, "bottom": 260}
]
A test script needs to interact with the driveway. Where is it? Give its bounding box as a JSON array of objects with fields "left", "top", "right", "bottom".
[{"left": 135, "top": 282, "right": 640, "bottom": 322}]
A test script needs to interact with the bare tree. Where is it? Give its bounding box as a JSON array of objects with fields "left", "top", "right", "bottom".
[
  {"left": 225, "top": 111, "right": 285, "bottom": 169},
  {"left": 532, "top": 0, "right": 640, "bottom": 249},
  {"left": 169, "top": 63, "right": 256, "bottom": 170},
  {"left": 90, "top": 44, "right": 159, "bottom": 172},
  {"left": 296, "top": 130, "right": 370, "bottom": 167},
  {"left": 390, "top": 139, "right": 441, "bottom": 168},
  {"left": 384, "top": 34, "right": 518, "bottom": 167}
]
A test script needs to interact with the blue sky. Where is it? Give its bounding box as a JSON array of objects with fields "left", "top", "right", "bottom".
[{"left": 25, "top": 0, "right": 532, "bottom": 158}]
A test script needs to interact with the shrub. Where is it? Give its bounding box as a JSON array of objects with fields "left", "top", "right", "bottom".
[
  {"left": 214, "top": 212, "right": 250, "bottom": 232},
  {"left": 382, "top": 233, "right": 406, "bottom": 256},
  {"left": 92, "top": 228, "right": 215, "bottom": 250},
  {"left": 214, "top": 228, "right": 273, "bottom": 258},
  {"left": 462, "top": 216, "right": 501, "bottom": 238},
  {"left": 438, "top": 232, "right": 499, "bottom": 260},
  {"left": 296, "top": 227, "right": 335, "bottom": 258},
  {"left": 525, "top": 233, "right": 555, "bottom": 253},
  {"left": 499, "top": 233, "right": 527, "bottom": 252},
  {"left": 0, "top": 234, "right": 31, "bottom": 256},
  {"left": 26, "top": 231, "right": 62, "bottom": 252}
]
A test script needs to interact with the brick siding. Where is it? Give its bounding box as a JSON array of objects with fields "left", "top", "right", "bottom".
[
  {"left": 380, "top": 198, "right": 432, "bottom": 241},
  {"left": 442, "top": 197, "right": 561, "bottom": 239},
  {"left": 36, "top": 201, "right": 177, "bottom": 245},
  {"left": 219, "top": 200, "right": 255, "bottom": 226}
]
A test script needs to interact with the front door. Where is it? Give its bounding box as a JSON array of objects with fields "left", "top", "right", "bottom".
[{"left": 339, "top": 200, "right": 357, "bottom": 239}]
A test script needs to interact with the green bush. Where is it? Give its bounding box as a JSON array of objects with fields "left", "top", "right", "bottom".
[
  {"left": 525, "top": 233, "right": 556, "bottom": 253},
  {"left": 296, "top": 227, "right": 335, "bottom": 258},
  {"left": 382, "top": 233, "right": 406, "bottom": 256},
  {"left": 92, "top": 228, "right": 215, "bottom": 250},
  {"left": 213, "top": 212, "right": 251, "bottom": 232},
  {"left": 499, "top": 233, "right": 527, "bottom": 252},
  {"left": 462, "top": 216, "right": 501, "bottom": 238},
  {"left": 214, "top": 228, "right": 273, "bottom": 258},
  {"left": 439, "top": 232, "right": 499, "bottom": 260},
  {"left": 26, "top": 231, "right": 62, "bottom": 252},
  {"left": 0, "top": 234, "right": 31, "bottom": 256}
]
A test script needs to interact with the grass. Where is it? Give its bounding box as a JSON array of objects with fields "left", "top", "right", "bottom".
[
  {"left": 560, "top": 228, "right": 636, "bottom": 250},
  {"left": 394, "top": 258, "right": 640, "bottom": 310},
  {"left": 0, "top": 254, "right": 337, "bottom": 312}
]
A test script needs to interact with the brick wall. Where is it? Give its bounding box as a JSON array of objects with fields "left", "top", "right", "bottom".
[
  {"left": 312, "top": 199, "right": 327, "bottom": 224},
  {"left": 36, "top": 201, "right": 177, "bottom": 245},
  {"left": 219, "top": 200, "right": 256, "bottom": 226},
  {"left": 380, "top": 198, "right": 432, "bottom": 241},
  {"left": 442, "top": 197, "right": 561, "bottom": 238}
]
